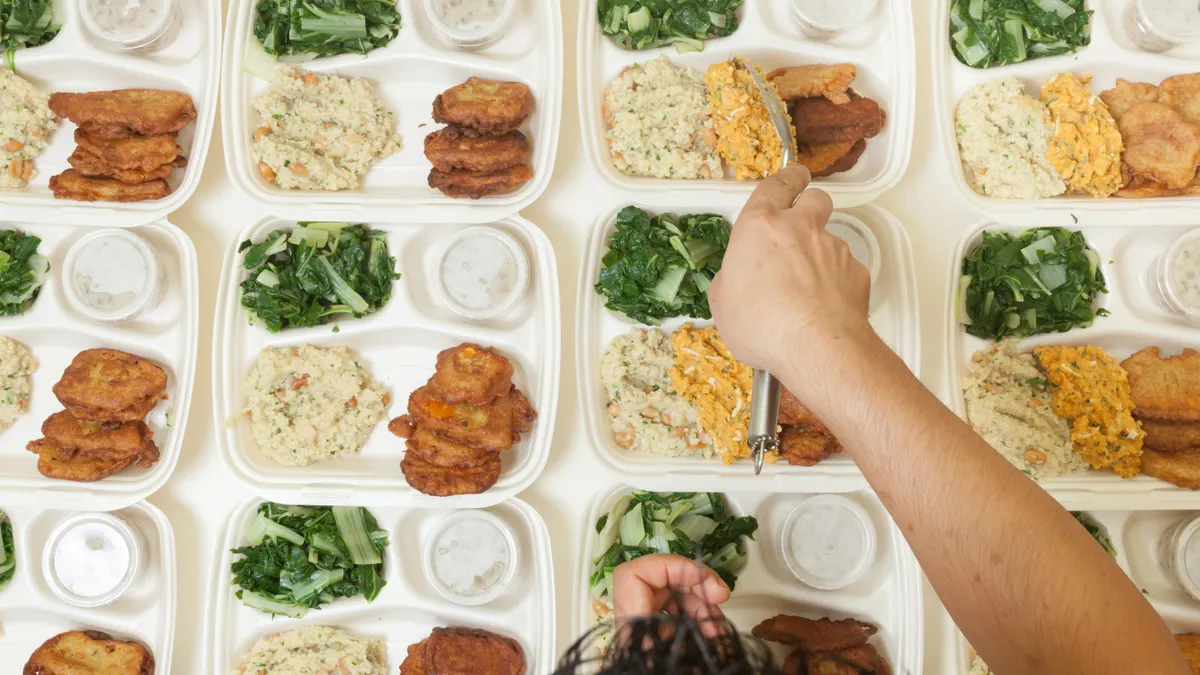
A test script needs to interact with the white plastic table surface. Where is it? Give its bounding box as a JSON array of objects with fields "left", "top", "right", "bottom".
[{"left": 165, "top": 1, "right": 978, "bottom": 671}]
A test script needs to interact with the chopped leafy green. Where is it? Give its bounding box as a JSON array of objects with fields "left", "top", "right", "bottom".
[
  {"left": 0, "top": 0, "right": 59, "bottom": 70},
  {"left": 959, "top": 227, "right": 1107, "bottom": 340},
  {"left": 598, "top": 0, "right": 741, "bottom": 53},
  {"left": 595, "top": 206, "right": 730, "bottom": 325},
  {"left": 230, "top": 502, "right": 388, "bottom": 617},
  {"left": 239, "top": 222, "right": 399, "bottom": 332},
  {"left": 0, "top": 229, "right": 46, "bottom": 316},
  {"left": 1071, "top": 511, "right": 1116, "bottom": 558},
  {"left": 253, "top": 0, "right": 401, "bottom": 57},
  {"left": 0, "top": 509, "right": 13, "bottom": 592},
  {"left": 949, "top": 0, "right": 1090, "bottom": 68},
  {"left": 589, "top": 491, "right": 757, "bottom": 608}
]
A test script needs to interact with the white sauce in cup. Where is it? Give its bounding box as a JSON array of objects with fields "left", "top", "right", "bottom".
[
  {"left": 43, "top": 513, "right": 141, "bottom": 608},
  {"left": 424, "top": 511, "right": 517, "bottom": 606},
  {"left": 1156, "top": 228, "right": 1200, "bottom": 323},
  {"left": 64, "top": 229, "right": 163, "bottom": 324},
  {"left": 781, "top": 495, "right": 876, "bottom": 590},
  {"left": 435, "top": 226, "right": 529, "bottom": 321}
]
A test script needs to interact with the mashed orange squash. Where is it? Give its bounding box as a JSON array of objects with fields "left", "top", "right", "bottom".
[
  {"left": 704, "top": 60, "right": 793, "bottom": 181},
  {"left": 1035, "top": 345, "right": 1144, "bottom": 478},
  {"left": 669, "top": 324, "right": 756, "bottom": 464},
  {"left": 1040, "top": 73, "right": 1124, "bottom": 198}
]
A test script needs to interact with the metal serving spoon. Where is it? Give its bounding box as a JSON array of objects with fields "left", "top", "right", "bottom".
[{"left": 733, "top": 56, "right": 795, "bottom": 475}]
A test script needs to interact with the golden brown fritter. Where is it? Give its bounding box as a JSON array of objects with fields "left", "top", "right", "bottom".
[
  {"left": 423, "top": 627, "right": 525, "bottom": 675},
  {"left": 432, "top": 78, "right": 535, "bottom": 134},
  {"left": 779, "top": 424, "right": 843, "bottom": 466},
  {"left": 431, "top": 343, "right": 516, "bottom": 405},
  {"left": 41, "top": 411, "right": 153, "bottom": 460},
  {"left": 1142, "top": 447, "right": 1200, "bottom": 490},
  {"left": 1099, "top": 78, "right": 1159, "bottom": 120},
  {"left": 1123, "top": 347, "right": 1200, "bottom": 422},
  {"left": 801, "top": 645, "right": 892, "bottom": 675},
  {"left": 1161, "top": 74, "right": 1200, "bottom": 126},
  {"left": 1176, "top": 633, "right": 1200, "bottom": 674},
  {"left": 401, "top": 452, "right": 502, "bottom": 496},
  {"left": 428, "top": 164, "right": 533, "bottom": 199},
  {"left": 400, "top": 640, "right": 427, "bottom": 675},
  {"left": 767, "top": 64, "right": 857, "bottom": 104},
  {"left": 408, "top": 384, "right": 520, "bottom": 452},
  {"left": 49, "top": 170, "right": 171, "bottom": 203},
  {"left": 52, "top": 349, "right": 167, "bottom": 422},
  {"left": 1116, "top": 102, "right": 1200, "bottom": 190},
  {"left": 1141, "top": 419, "right": 1200, "bottom": 453},
  {"left": 752, "top": 615, "right": 877, "bottom": 652},
  {"left": 28, "top": 439, "right": 137, "bottom": 482},
  {"left": 406, "top": 426, "right": 496, "bottom": 468},
  {"left": 24, "top": 629, "right": 154, "bottom": 675},
  {"left": 74, "top": 129, "right": 181, "bottom": 172},
  {"left": 790, "top": 93, "right": 887, "bottom": 145},
  {"left": 49, "top": 89, "right": 197, "bottom": 136},
  {"left": 424, "top": 127, "right": 530, "bottom": 173},
  {"left": 796, "top": 139, "right": 867, "bottom": 177},
  {"left": 68, "top": 147, "right": 185, "bottom": 184},
  {"left": 510, "top": 387, "right": 536, "bottom": 436},
  {"left": 780, "top": 388, "right": 816, "bottom": 426}
]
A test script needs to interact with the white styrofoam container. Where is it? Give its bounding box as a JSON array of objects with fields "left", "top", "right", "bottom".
[
  {"left": 0, "top": 501, "right": 176, "bottom": 670},
  {"left": 206, "top": 497, "right": 554, "bottom": 673},
  {"left": 220, "top": 0, "right": 563, "bottom": 224},
  {"left": 0, "top": 219, "right": 198, "bottom": 511},
  {"left": 0, "top": 0, "right": 220, "bottom": 227},
  {"left": 943, "top": 508, "right": 1200, "bottom": 672},
  {"left": 574, "top": 485, "right": 924, "bottom": 674},
  {"left": 933, "top": 0, "right": 1200, "bottom": 226},
  {"left": 945, "top": 221, "right": 1200, "bottom": 508},
  {"left": 213, "top": 216, "right": 560, "bottom": 507},
  {"left": 577, "top": 203, "right": 920, "bottom": 493},
  {"left": 577, "top": 0, "right": 915, "bottom": 208}
]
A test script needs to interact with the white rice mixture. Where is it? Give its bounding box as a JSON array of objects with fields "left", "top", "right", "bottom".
[
  {"left": 962, "top": 341, "right": 1084, "bottom": 480},
  {"left": 235, "top": 625, "right": 387, "bottom": 675},
  {"left": 600, "top": 328, "right": 711, "bottom": 458},
  {"left": 0, "top": 336, "right": 33, "bottom": 434},
  {"left": 603, "top": 56, "right": 722, "bottom": 179},
  {"left": 0, "top": 69, "right": 58, "bottom": 188},
  {"left": 242, "top": 345, "right": 389, "bottom": 467},
  {"left": 253, "top": 66, "right": 401, "bottom": 191},
  {"left": 955, "top": 76, "right": 1065, "bottom": 200}
]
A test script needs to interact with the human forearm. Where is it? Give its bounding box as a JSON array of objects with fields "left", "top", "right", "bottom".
[{"left": 778, "top": 325, "right": 1188, "bottom": 675}]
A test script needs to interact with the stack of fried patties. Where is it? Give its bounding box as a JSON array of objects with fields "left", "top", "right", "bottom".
[
  {"left": 777, "top": 388, "right": 844, "bottom": 466},
  {"left": 400, "top": 627, "right": 525, "bottom": 675},
  {"left": 48, "top": 89, "right": 197, "bottom": 202},
  {"left": 1123, "top": 347, "right": 1200, "bottom": 489},
  {"left": 753, "top": 615, "right": 893, "bottom": 675},
  {"left": 27, "top": 349, "right": 166, "bottom": 482},
  {"left": 425, "top": 77, "right": 535, "bottom": 199},
  {"left": 390, "top": 343, "right": 536, "bottom": 497}
]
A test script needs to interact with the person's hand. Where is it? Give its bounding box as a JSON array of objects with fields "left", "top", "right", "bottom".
[
  {"left": 612, "top": 554, "right": 730, "bottom": 637},
  {"left": 709, "top": 165, "right": 872, "bottom": 377}
]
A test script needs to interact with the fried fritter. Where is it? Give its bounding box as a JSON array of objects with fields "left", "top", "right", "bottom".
[
  {"left": 1141, "top": 419, "right": 1200, "bottom": 453},
  {"left": 408, "top": 384, "right": 519, "bottom": 452},
  {"left": 1122, "top": 347, "right": 1200, "bottom": 422},
  {"left": 424, "top": 127, "right": 530, "bottom": 173},
  {"left": 49, "top": 89, "right": 197, "bottom": 136},
  {"left": 1099, "top": 78, "right": 1159, "bottom": 120},
  {"left": 68, "top": 147, "right": 185, "bottom": 183},
  {"left": 802, "top": 645, "right": 892, "bottom": 675},
  {"left": 790, "top": 93, "right": 887, "bottom": 145},
  {"left": 24, "top": 630, "right": 154, "bottom": 675},
  {"left": 510, "top": 387, "right": 536, "bottom": 436},
  {"left": 428, "top": 164, "right": 533, "bottom": 199},
  {"left": 406, "top": 426, "right": 495, "bottom": 468},
  {"left": 49, "top": 170, "right": 171, "bottom": 203},
  {"left": 41, "top": 411, "right": 152, "bottom": 459},
  {"left": 400, "top": 640, "right": 427, "bottom": 675},
  {"left": 389, "top": 413, "right": 416, "bottom": 438},
  {"left": 780, "top": 388, "right": 816, "bottom": 426},
  {"left": 1116, "top": 102, "right": 1200, "bottom": 190},
  {"left": 431, "top": 343, "right": 516, "bottom": 405},
  {"left": 767, "top": 64, "right": 857, "bottom": 104},
  {"left": 798, "top": 139, "right": 867, "bottom": 177},
  {"left": 423, "top": 627, "right": 525, "bottom": 675},
  {"left": 1176, "top": 633, "right": 1200, "bottom": 674},
  {"left": 28, "top": 439, "right": 137, "bottom": 482},
  {"left": 1161, "top": 74, "right": 1200, "bottom": 126},
  {"left": 74, "top": 128, "right": 181, "bottom": 172},
  {"left": 53, "top": 349, "right": 167, "bottom": 422},
  {"left": 1142, "top": 447, "right": 1200, "bottom": 490},
  {"left": 779, "top": 424, "right": 843, "bottom": 466},
  {"left": 401, "top": 452, "right": 502, "bottom": 496},
  {"left": 433, "top": 78, "right": 535, "bottom": 134},
  {"left": 752, "top": 615, "right": 877, "bottom": 652}
]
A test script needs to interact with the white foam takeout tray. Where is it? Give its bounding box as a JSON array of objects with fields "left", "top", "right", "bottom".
[
  {"left": 945, "top": 221, "right": 1200, "bottom": 508},
  {"left": 0, "top": 501, "right": 176, "bottom": 671},
  {"left": 577, "top": 203, "right": 920, "bottom": 493},
  {"left": 0, "top": 219, "right": 197, "bottom": 511},
  {"left": 220, "top": 0, "right": 563, "bottom": 224},
  {"left": 938, "top": 508, "right": 1200, "bottom": 673},
  {"left": 576, "top": 0, "right": 914, "bottom": 208},
  {"left": 574, "top": 485, "right": 924, "bottom": 674},
  {"left": 0, "top": 0, "right": 219, "bottom": 227},
  {"left": 933, "top": 0, "right": 1200, "bottom": 225},
  {"left": 213, "top": 216, "right": 560, "bottom": 507},
  {"left": 206, "top": 497, "right": 554, "bottom": 673}
]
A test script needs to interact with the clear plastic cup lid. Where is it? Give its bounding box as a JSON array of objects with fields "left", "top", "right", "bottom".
[
  {"left": 80, "top": 0, "right": 176, "bottom": 47},
  {"left": 825, "top": 212, "right": 882, "bottom": 282},
  {"left": 63, "top": 229, "right": 163, "bottom": 324},
  {"left": 781, "top": 495, "right": 876, "bottom": 591},
  {"left": 423, "top": 510, "right": 518, "bottom": 606},
  {"left": 423, "top": 0, "right": 516, "bottom": 48},
  {"left": 42, "top": 512, "right": 142, "bottom": 608},
  {"left": 434, "top": 225, "right": 530, "bottom": 322},
  {"left": 792, "top": 0, "right": 879, "bottom": 31},
  {"left": 1160, "top": 228, "right": 1200, "bottom": 319},
  {"left": 1137, "top": 0, "right": 1200, "bottom": 41}
]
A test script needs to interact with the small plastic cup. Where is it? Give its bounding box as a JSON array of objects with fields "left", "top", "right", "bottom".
[
  {"left": 43, "top": 512, "right": 142, "bottom": 609},
  {"left": 423, "top": 0, "right": 516, "bottom": 49},
  {"left": 62, "top": 229, "right": 164, "bottom": 325},
  {"left": 423, "top": 510, "right": 518, "bottom": 606},
  {"left": 80, "top": 0, "right": 180, "bottom": 52},
  {"left": 434, "top": 225, "right": 530, "bottom": 322},
  {"left": 791, "top": 0, "right": 879, "bottom": 40},
  {"left": 1154, "top": 228, "right": 1200, "bottom": 323},
  {"left": 1161, "top": 514, "right": 1200, "bottom": 602},
  {"left": 1124, "top": 0, "right": 1200, "bottom": 53},
  {"left": 825, "top": 212, "right": 882, "bottom": 283},
  {"left": 780, "top": 494, "right": 876, "bottom": 591}
]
